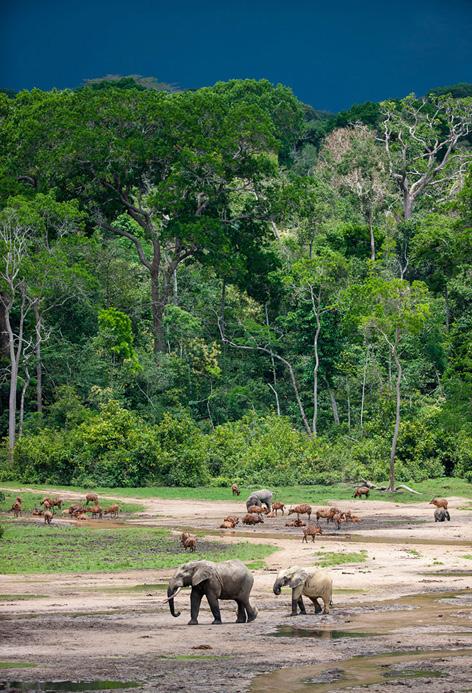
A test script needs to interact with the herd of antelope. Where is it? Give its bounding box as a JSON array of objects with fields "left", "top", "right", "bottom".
[
  {"left": 8, "top": 493, "right": 120, "bottom": 524},
  {"left": 219, "top": 501, "right": 362, "bottom": 542},
  {"left": 221, "top": 486, "right": 452, "bottom": 542}
]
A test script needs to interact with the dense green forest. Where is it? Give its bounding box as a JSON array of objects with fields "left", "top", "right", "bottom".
[{"left": 0, "top": 77, "right": 471, "bottom": 488}]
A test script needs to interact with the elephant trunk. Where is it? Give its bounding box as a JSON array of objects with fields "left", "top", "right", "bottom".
[
  {"left": 273, "top": 579, "right": 283, "bottom": 596},
  {"left": 167, "top": 586, "right": 182, "bottom": 617}
]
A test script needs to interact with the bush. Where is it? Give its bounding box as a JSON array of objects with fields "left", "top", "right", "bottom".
[{"left": 203, "top": 413, "right": 343, "bottom": 486}]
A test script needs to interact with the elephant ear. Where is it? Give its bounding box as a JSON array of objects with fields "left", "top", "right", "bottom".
[
  {"left": 289, "top": 570, "right": 308, "bottom": 589},
  {"left": 192, "top": 563, "right": 214, "bottom": 586}
]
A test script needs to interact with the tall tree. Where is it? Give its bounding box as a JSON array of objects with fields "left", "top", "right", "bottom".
[
  {"left": 317, "top": 125, "right": 394, "bottom": 261},
  {"left": 0, "top": 210, "right": 34, "bottom": 460},
  {"left": 5, "top": 83, "right": 303, "bottom": 354},
  {"left": 355, "top": 278, "right": 431, "bottom": 490},
  {"left": 379, "top": 94, "right": 472, "bottom": 219}
]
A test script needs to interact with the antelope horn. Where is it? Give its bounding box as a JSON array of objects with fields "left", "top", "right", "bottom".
[{"left": 162, "top": 586, "right": 182, "bottom": 603}]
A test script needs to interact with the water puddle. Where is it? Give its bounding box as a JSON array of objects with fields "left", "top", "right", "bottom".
[
  {"left": 0, "top": 682, "right": 140, "bottom": 692},
  {"left": 250, "top": 648, "right": 471, "bottom": 692},
  {"left": 98, "top": 582, "right": 167, "bottom": 593},
  {"left": 269, "top": 625, "right": 379, "bottom": 639},
  {"left": 176, "top": 525, "right": 472, "bottom": 546}
]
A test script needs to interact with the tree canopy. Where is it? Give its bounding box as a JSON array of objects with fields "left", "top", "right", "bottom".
[{"left": 1, "top": 80, "right": 471, "bottom": 487}]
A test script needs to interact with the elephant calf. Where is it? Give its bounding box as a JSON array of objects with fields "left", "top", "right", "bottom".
[
  {"left": 434, "top": 508, "right": 451, "bottom": 522},
  {"left": 165, "top": 559, "right": 257, "bottom": 625},
  {"left": 273, "top": 566, "right": 332, "bottom": 616}
]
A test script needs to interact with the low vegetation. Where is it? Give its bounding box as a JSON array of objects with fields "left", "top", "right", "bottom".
[
  {"left": 2, "top": 477, "right": 470, "bottom": 505},
  {"left": 0, "top": 523, "right": 277, "bottom": 574},
  {"left": 315, "top": 550, "right": 368, "bottom": 567}
]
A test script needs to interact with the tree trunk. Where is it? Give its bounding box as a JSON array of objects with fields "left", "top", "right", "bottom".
[
  {"left": 265, "top": 304, "right": 280, "bottom": 415},
  {"left": 311, "top": 293, "right": 321, "bottom": 436},
  {"left": 5, "top": 304, "right": 21, "bottom": 463},
  {"left": 150, "top": 262, "right": 166, "bottom": 354},
  {"left": 0, "top": 293, "right": 9, "bottom": 356},
  {"left": 360, "top": 346, "right": 369, "bottom": 429},
  {"left": 389, "top": 335, "right": 402, "bottom": 492},
  {"left": 19, "top": 366, "right": 31, "bottom": 437},
  {"left": 368, "top": 208, "right": 375, "bottom": 262},
  {"left": 346, "top": 386, "right": 351, "bottom": 430},
  {"left": 328, "top": 388, "right": 340, "bottom": 425},
  {"left": 403, "top": 193, "right": 413, "bottom": 220},
  {"left": 34, "top": 301, "right": 43, "bottom": 413}
]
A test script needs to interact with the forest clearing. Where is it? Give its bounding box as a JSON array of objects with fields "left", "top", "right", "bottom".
[
  {"left": 1, "top": 483, "right": 472, "bottom": 691},
  {"left": 2, "top": 2, "right": 472, "bottom": 691}
]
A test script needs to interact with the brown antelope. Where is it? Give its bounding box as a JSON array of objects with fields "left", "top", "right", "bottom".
[
  {"left": 302, "top": 524, "right": 323, "bottom": 542},
  {"left": 288, "top": 504, "right": 312, "bottom": 522}
]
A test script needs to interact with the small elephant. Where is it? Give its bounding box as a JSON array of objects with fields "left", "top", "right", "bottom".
[
  {"left": 246, "top": 489, "right": 273, "bottom": 512},
  {"left": 165, "top": 559, "right": 257, "bottom": 625},
  {"left": 434, "top": 508, "right": 450, "bottom": 522},
  {"left": 273, "top": 566, "right": 332, "bottom": 616}
]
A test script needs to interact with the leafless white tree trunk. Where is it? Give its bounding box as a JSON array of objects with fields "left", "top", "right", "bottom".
[
  {"left": 0, "top": 213, "right": 34, "bottom": 461},
  {"left": 389, "top": 329, "right": 402, "bottom": 492}
]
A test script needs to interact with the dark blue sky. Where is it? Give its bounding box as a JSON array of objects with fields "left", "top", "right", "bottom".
[{"left": 1, "top": 0, "right": 471, "bottom": 111}]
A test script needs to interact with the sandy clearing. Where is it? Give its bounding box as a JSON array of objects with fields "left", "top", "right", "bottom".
[{"left": 1, "top": 485, "right": 472, "bottom": 691}]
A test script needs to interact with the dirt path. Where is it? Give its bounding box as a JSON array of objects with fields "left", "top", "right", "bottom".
[{"left": 1, "top": 486, "right": 472, "bottom": 691}]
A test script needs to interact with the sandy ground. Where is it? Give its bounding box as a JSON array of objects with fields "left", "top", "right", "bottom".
[{"left": 1, "top": 488, "right": 472, "bottom": 692}]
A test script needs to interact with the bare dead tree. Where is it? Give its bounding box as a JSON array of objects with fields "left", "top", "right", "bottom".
[
  {"left": 0, "top": 212, "right": 35, "bottom": 461},
  {"left": 379, "top": 94, "right": 472, "bottom": 219},
  {"left": 317, "top": 125, "right": 395, "bottom": 261}
]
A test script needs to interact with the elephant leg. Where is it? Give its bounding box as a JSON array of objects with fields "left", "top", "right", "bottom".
[
  {"left": 245, "top": 601, "right": 258, "bottom": 622},
  {"left": 297, "top": 596, "right": 307, "bottom": 615},
  {"left": 206, "top": 593, "right": 222, "bottom": 624},
  {"left": 189, "top": 588, "right": 203, "bottom": 625},
  {"left": 235, "top": 600, "right": 247, "bottom": 623},
  {"left": 309, "top": 597, "right": 322, "bottom": 614}
]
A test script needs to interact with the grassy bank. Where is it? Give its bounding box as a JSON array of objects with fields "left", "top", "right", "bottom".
[
  {"left": 1, "top": 477, "right": 470, "bottom": 505},
  {"left": 0, "top": 522, "right": 277, "bottom": 574},
  {"left": 0, "top": 490, "right": 144, "bottom": 514}
]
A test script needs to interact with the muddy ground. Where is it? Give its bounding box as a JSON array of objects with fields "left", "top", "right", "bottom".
[{"left": 1, "top": 489, "right": 472, "bottom": 692}]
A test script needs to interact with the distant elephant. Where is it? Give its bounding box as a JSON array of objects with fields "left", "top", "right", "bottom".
[
  {"left": 246, "top": 489, "right": 273, "bottom": 512},
  {"left": 434, "top": 508, "right": 450, "bottom": 522},
  {"left": 165, "top": 559, "right": 257, "bottom": 625},
  {"left": 273, "top": 566, "right": 332, "bottom": 615}
]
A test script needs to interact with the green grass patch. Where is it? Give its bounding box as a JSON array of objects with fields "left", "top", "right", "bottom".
[
  {"left": 315, "top": 550, "right": 368, "bottom": 567},
  {"left": 406, "top": 549, "right": 421, "bottom": 558},
  {"left": 0, "top": 490, "right": 144, "bottom": 514},
  {"left": 464, "top": 555, "right": 472, "bottom": 560},
  {"left": 2, "top": 477, "right": 470, "bottom": 505},
  {"left": 0, "top": 662, "right": 36, "bottom": 669},
  {"left": 0, "top": 522, "right": 276, "bottom": 574}
]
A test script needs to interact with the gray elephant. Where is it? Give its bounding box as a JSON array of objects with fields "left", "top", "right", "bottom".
[
  {"left": 273, "top": 566, "right": 332, "bottom": 615},
  {"left": 246, "top": 489, "right": 273, "bottom": 512},
  {"left": 165, "top": 559, "right": 257, "bottom": 625},
  {"left": 434, "top": 508, "right": 450, "bottom": 522}
]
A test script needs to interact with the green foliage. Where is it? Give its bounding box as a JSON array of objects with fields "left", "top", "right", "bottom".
[
  {"left": 96, "top": 307, "right": 140, "bottom": 371},
  {"left": 204, "top": 414, "right": 341, "bottom": 485},
  {"left": 0, "top": 80, "right": 470, "bottom": 489},
  {"left": 315, "top": 550, "right": 368, "bottom": 567}
]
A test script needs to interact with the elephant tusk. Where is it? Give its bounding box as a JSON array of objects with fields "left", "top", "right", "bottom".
[{"left": 162, "top": 586, "right": 182, "bottom": 603}]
